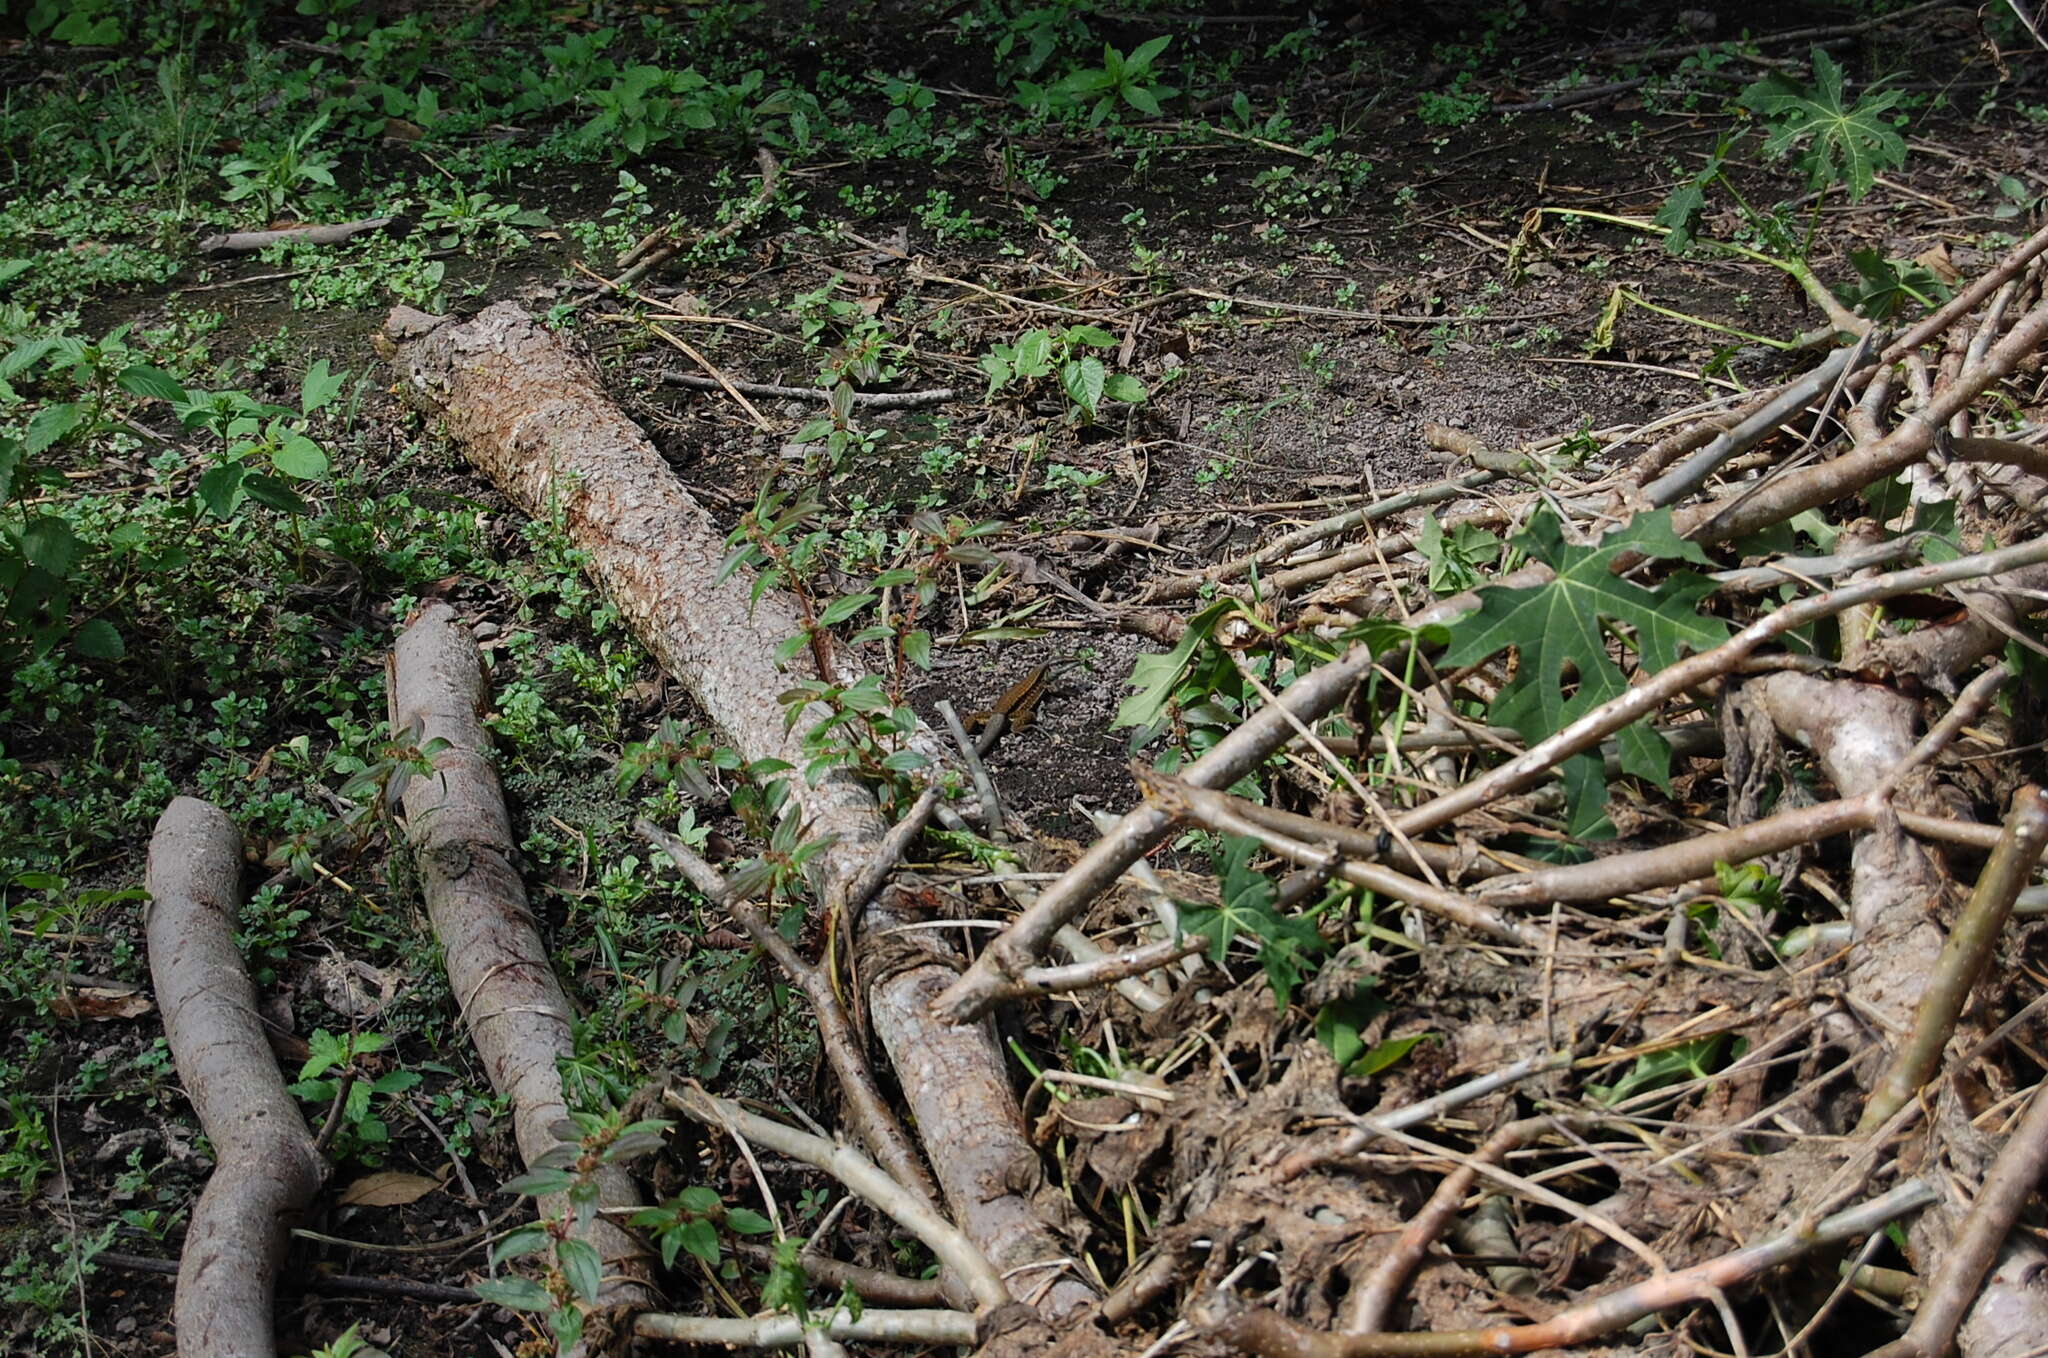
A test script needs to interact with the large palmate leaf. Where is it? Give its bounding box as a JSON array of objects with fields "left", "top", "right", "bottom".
[
  {"left": 1740, "top": 47, "right": 1906, "bottom": 202},
  {"left": 1440, "top": 509, "right": 1726, "bottom": 834}
]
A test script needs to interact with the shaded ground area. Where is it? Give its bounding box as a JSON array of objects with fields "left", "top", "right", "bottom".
[{"left": 3, "top": 2, "right": 2047, "bottom": 1355}]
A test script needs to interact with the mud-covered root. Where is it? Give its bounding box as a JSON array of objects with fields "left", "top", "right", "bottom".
[{"left": 146, "top": 796, "right": 329, "bottom": 1358}]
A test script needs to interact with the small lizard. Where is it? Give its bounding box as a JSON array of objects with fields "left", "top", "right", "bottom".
[{"left": 967, "top": 663, "right": 1049, "bottom": 737}]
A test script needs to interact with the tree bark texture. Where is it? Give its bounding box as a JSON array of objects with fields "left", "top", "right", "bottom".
[
  {"left": 378, "top": 303, "right": 1093, "bottom": 1318},
  {"left": 146, "top": 797, "right": 328, "bottom": 1358},
  {"left": 391, "top": 602, "right": 655, "bottom": 1321}
]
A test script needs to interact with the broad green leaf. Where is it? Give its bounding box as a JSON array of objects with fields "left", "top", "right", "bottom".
[
  {"left": 1128, "top": 34, "right": 1172, "bottom": 70},
  {"left": 242, "top": 473, "right": 312, "bottom": 516},
  {"left": 72, "top": 619, "right": 124, "bottom": 660},
  {"left": 272, "top": 435, "right": 330, "bottom": 480},
  {"left": 727, "top": 1207, "right": 774, "bottom": 1235},
  {"left": 1655, "top": 137, "right": 1728, "bottom": 254},
  {"left": 20, "top": 516, "right": 78, "bottom": 575},
  {"left": 1315, "top": 986, "right": 1381, "bottom": 1069},
  {"left": 1739, "top": 47, "right": 1907, "bottom": 201},
  {"left": 1113, "top": 598, "right": 1233, "bottom": 729},
  {"left": 300, "top": 359, "right": 345, "bottom": 413},
  {"left": 761, "top": 1237, "right": 809, "bottom": 1320},
  {"left": 1123, "top": 84, "right": 1162, "bottom": 117},
  {"left": 677, "top": 1215, "right": 720, "bottom": 1265},
  {"left": 196, "top": 463, "right": 247, "bottom": 520},
  {"left": 1438, "top": 508, "right": 1726, "bottom": 832},
  {"left": 1066, "top": 325, "right": 1117, "bottom": 349},
  {"left": 1354, "top": 1032, "right": 1427, "bottom": 1077},
  {"left": 1012, "top": 329, "right": 1054, "bottom": 378},
  {"left": 1180, "top": 833, "right": 1324, "bottom": 1008},
  {"left": 901, "top": 628, "right": 932, "bottom": 670},
  {"left": 490, "top": 1224, "right": 551, "bottom": 1266},
  {"left": 118, "top": 365, "right": 188, "bottom": 403},
  {"left": 23, "top": 403, "right": 81, "bottom": 458},
  {"left": 819, "top": 592, "right": 876, "bottom": 626},
  {"left": 472, "top": 1277, "right": 552, "bottom": 1312},
  {"left": 1061, "top": 356, "right": 1105, "bottom": 419},
  {"left": 0, "top": 338, "right": 60, "bottom": 383},
  {"left": 1102, "top": 373, "right": 1147, "bottom": 404},
  {"left": 556, "top": 1237, "right": 602, "bottom": 1304},
  {"left": 499, "top": 1167, "right": 576, "bottom": 1197}
]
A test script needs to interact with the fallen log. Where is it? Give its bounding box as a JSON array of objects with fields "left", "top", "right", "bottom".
[
  {"left": 146, "top": 797, "right": 328, "bottom": 1358},
  {"left": 197, "top": 215, "right": 407, "bottom": 255},
  {"left": 390, "top": 602, "right": 656, "bottom": 1339},
  {"left": 376, "top": 302, "right": 1097, "bottom": 1322}
]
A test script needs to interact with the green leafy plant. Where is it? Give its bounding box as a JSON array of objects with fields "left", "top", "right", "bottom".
[
  {"left": 1838, "top": 247, "right": 1952, "bottom": 321},
  {"left": 1, "top": 328, "right": 340, "bottom": 661},
  {"left": 482, "top": 1111, "right": 674, "bottom": 1355},
  {"left": 1438, "top": 508, "right": 1727, "bottom": 834},
  {"left": 1740, "top": 47, "right": 1907, "bottom": 202},
  {"left": 1317, "top": 986, "right": 1429, "bottom": 1078},
  {"left": 630, "top": 1184, "right": 775, "bottom": 1270},
  {"left": 1417, "top": 77, "right": 1488, "bottom": 128},
  {"left": 1588, "top": 1033, "right": 1737, "bottom": 1105},
  {"left": 1416, "top": 515, "right": 1502, "bottom": 594},
  {"left": 980, "top": 324, "right": 1146, "bottom": 424},
  {"left": 287, "top": 1030, "right": 421, "bottom": 1163},
  {"left": 220, "top": 115, "right": 341, "bottom": 221},
  {"left": 1179, "top": 834, "right": 1326, "bottom": 1008},
  {"left": 1021, "top": 36, "right": 1177, "bottom": 126}
]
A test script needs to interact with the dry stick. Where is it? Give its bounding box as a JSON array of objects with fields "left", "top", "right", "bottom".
[
  {"left": 391, "top": 606, "right": 655, "bottom": 1324},
  {"left": 997, "top": 934, "right": 1209, "bottom": 1005},
  {"left": 634, "top": 1307, "right": 977, "bottom": 1348},
  {"left": 1684, "top": 295, "right": 2048, "bottom": 546},
  {"left": 1387, "top": 535, "right": 2048, "bottom": 844},
  {"left": 663, "top": 1087, "right": 1009, "bottom": 1312},
  {"left": 1856, "top": 786, "right": 2048, "bottom": 1134},
  {"left": 1864, "top": 1081, "right": 2048, "bottom": 1358},
  {"left": 727, "top": 1240, "right": 945, "bottom": 1309},
  {"left": 196, "top": 214, "right": 403, "bottom": 254},
  {"left": 582, "top": 146, "right": 780, "bottom": 304},
  {"left": 1344, "top": 1115, "right": 1577, "bottom": 1333},
  {"left": 1708, "top": 535, "right": 1926, "bottom": 594},
  {"left": 658, "top": 370, "right": 960, "bottom": 408},
  {"left": 1146, "top": 773, "right": 1539, "bottom": 949},
  {"left": 635, "top": 819, "right": 943, "bottom": 1220},
  {"left": 1261, "top": 507, "right": 1513, "bottom": 601},
  {"left": 1140, "top": 466, "right": 1506, "bottom": 603},
  {"left": 1643, "top": 329, "right": 1886, "bottom": 507},
  {"left": 96, "top": 1250, "right": 480, "bottom": 1306},
  {"left": 1212, "top": 1179, "right": 1937, "bottom": 1358},
  {"left": 1476, "top": 794, "right": 1885, "bottom": 908},
  {"left": 935, "top": 698, "right": 1002, "bottom": 831},
  {"left": 645, "top": 321, "right": 774, "bottom": 431},
  {"left": 932, "top": 641, "right": 1381, "bottom": 1024},
  {"left": 146, "top": 798, "right": 329, "bottom": 1358},
  {"left": 845, "top": 782, "right": 945, "bottom": 914}
]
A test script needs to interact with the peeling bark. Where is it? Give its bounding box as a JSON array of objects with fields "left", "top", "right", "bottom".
[
  {"left": 147, "top": 797, "right": 328, "bottom": 1358},
  {"left": 391, "top": 603, "right": 655, "bottom": 1331}
]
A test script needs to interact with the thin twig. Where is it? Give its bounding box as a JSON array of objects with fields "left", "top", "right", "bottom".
[
  {"left": 664, "top": 1086, "right": 1010, "bottom": 1311},
  {"left": 637, "top": 821, "right": 942, "bottom": 1216}
]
